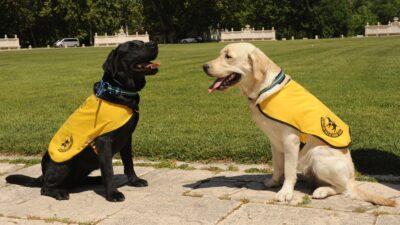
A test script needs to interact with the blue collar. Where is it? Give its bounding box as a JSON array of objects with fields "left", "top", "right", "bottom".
[
  {"left": 257, "top": 70, "right": 286, "bottom": 98},
  {"left": 95, "top": 80, "right": 138, "bottom": 98}
]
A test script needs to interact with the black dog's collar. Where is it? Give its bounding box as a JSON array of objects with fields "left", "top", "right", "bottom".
[{"left": 95, "top": 80, "right": 138, "bottom": 98}]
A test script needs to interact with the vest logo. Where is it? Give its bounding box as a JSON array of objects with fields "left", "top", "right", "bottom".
[
  {"left": 321, "top": 116, "right": 343, "bottom": 138},
  {"left": 58, "top": 136, "right": 73, "bottom": 152}
]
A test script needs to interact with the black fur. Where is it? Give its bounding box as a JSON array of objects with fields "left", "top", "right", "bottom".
[{"left": 6, "top": 40, "right": 158, "bottom": 202}]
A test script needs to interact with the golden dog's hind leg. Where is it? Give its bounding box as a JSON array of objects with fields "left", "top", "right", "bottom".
[
  {"left": 310, "top": 153, "right": 349, "bottom": 199},
  {"left": 312, "top": 186, "right": 339, "bottom": 199}
]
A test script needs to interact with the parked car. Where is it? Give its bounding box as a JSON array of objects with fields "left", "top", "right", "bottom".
[
  {"left": 54, "top": 38, "right": 80, "bottom": 47},
  {"left": 195, "top": 36, "right": 203, "bottom": 42},
  {"left": 180, "top": 38, "right": 198, "bottom": 44}
]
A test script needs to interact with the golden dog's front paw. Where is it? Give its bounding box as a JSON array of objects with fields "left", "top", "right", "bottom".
[{"left": 275, "top": 187, "right": 294, "bottom": 202}]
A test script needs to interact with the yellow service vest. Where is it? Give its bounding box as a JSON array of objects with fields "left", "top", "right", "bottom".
[
  {"left": 258, "top": 80, "right": 351, "bottom": 148},
  {"left": 48, "top": 95, "right": 133, "bottom": 163}
]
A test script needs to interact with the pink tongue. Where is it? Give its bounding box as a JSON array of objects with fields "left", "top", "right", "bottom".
[{"left": 208, "top": 79, "right": 224, "bottom": 93}]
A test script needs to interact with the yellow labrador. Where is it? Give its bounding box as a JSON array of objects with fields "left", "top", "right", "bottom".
[{"left": 203, "top": 43, "right": 395, "bottom": 206}]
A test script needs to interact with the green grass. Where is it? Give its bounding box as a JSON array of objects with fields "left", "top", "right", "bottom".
[
  {"left": 0, "top": 158, "right": 41, "bottom": 166},
  {"left": 298, "top": 195, "right": 312, "bottom": 206},
  {"left": 0, "top": 37, "right": 399, "bottom": 166},
  {"left": 244, "top": 167, "right": 272, "bottom": 174}
]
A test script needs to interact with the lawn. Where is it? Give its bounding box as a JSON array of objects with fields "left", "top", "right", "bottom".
[{"left": 0, "top": 37, "right": 399, "bottom": 169}]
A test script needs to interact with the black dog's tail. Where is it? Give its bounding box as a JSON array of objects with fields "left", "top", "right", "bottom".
[{"left": 5, "top": 175, "right": 43, "bottom": 187}]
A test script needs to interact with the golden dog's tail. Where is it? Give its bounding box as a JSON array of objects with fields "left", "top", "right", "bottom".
[{"left": 350, "top": 184, "right": 396, "bottom": 207}]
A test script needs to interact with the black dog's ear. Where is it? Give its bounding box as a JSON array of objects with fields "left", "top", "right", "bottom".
[
  {"left": 116, "top": 41, "right": 132, "bottom": 52},
  {"left": 102, "top": 49, "right": 117, "bottom": 76}
]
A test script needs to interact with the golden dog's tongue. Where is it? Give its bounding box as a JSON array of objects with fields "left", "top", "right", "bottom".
[{"left": 208, "top": 78, "right": 224, "bottom": 93}]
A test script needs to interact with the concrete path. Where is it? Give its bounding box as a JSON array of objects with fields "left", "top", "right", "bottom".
[{"left": 0, "top": 160, "right": 399, "bottom": 225}]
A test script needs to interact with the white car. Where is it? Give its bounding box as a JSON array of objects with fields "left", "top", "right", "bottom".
[
  {"left": 180, "top": 38, "right": 198, "bottom": 44},
  {"left": 54, "top": 38, "right": 80, "bottom": 47}
]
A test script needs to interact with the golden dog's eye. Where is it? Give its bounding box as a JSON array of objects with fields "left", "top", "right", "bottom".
[{"left": 225, "top": 54, "right": 232, "bottom": 59}]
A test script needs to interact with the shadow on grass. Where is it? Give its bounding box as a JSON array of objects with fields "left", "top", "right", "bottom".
[
  {"left": 351, "top": 149, "right": 400, "bottom": 175},
  {"left": 183, "top": 174, "right": 312, "bottom": 194}
]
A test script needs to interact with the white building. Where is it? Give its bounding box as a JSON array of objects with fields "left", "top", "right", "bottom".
[
  {"left": 365, "top": 17, "right": 400, "bottom": 37},
  {"left": 0, "top": 35, "right": 20, "bottom": 50},
  {"left": 94, "top": 28, "right": 150, "bottom": 47},
  {"left": 220, "top": 25, "right": 276, "bottom": 42}
]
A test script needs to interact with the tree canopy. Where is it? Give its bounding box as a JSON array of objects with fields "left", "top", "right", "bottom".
[{"left": 0, "top": 0, "right": 399, "bottom": 47}]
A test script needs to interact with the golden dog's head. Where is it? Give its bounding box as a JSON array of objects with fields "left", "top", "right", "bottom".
[{"left": 203, "top": 43, "right": 279, "bottom": 96}]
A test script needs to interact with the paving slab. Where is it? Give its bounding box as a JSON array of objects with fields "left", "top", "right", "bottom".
[
  {"left": 0, "top": 166, "right": 154, "bottom": 224},
  {"left": 231, "top": 186, "right": 307, "bottom": 205},
  {"left": 0, "top": 216, "right": 76, "bottom": 225},
  {"left": 0, "top": 164, "right": 40, "bottom": 187},
  {"left": 1, "top": 163, "right": 400, "bottom": 225},
  {"left": 1, "top": 188, "right": 149, "bottom": 224},
  {"left": 184, "top": 172, "right": 267, "bottom": 198},
  {"left": 0, "top": 163, "right": 25, "bottom": 175},
  {"left": 375, "top": 215, "right": 400, "bottom": 225},
  {"left": 2, "top": 164, "right": 42, "bottom": 178},
  {"left": 219, "top": 203, "right": 376, "bottom": 225},
  {"left": 136, "top": 168, "right": 214, "bottom": 195},
  {"left": 98, "top": 196, "right": 240, "bottom": 225}
]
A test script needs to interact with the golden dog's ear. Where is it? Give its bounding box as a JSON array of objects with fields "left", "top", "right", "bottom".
[{"left": 248, "top": 48, "right": 267, "bottom": 82}]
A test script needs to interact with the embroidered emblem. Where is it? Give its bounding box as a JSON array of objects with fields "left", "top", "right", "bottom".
[
  {"left": 58, "top": 136, "right": 73, "bottom": 152},
  {"left": 321, "top": 116, "right": 343, "bottom": 138}
]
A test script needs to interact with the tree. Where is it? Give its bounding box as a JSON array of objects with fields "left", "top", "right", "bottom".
[
  {"left": 0, "top": 0, "right": 399, "bottom": 46},
  {"left": 314, "top": 0, "right": 352, "bottom": 38}
]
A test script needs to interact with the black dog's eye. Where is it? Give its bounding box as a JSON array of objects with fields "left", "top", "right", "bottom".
[{"left": 225, "top": 54, "right": 232, "bottom": 59}]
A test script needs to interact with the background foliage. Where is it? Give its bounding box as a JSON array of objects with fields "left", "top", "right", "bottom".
[{"left": 0, "top": 0, "right": 399, "bottom": 46}]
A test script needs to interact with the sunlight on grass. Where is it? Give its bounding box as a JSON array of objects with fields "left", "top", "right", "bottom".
[{"left": 0, "top": 38, "right": 399, "bottom": 169}]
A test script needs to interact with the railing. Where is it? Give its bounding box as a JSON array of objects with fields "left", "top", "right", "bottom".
[
  {"left": 0, "top": 35, "right": 20, "bottom": 49},
  {"left": 94, "top": 32, "right": 150, "bottom": 47},
  {"left": 365, "top": 18, "right": 400, "bottom": 37},
  {"left": 220, "top": 25, "right": 276, "bottom": 42}
]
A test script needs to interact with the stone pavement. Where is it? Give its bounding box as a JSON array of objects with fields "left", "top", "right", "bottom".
[{"left": 0, "top": 160, "right": 399, "bottom": 225}]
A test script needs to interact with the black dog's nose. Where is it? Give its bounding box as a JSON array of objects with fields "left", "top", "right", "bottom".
[{"left": 203, "top": 64, "right": 210, "bottom": 73}]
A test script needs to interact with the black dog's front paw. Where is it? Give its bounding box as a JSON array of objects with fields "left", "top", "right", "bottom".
[
  {"left": 129, "top": 178, "right": 148, "bottom": 187},
  {"left": 55, "top": 190, "right": 70, "bottom": 200},
  {"left": 106, "top": 191, "right": 125, "bottom": 202}
]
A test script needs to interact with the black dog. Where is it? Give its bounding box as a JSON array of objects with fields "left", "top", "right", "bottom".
[{"left": 6, "top": 41, "right": 159, "bottom": 202}]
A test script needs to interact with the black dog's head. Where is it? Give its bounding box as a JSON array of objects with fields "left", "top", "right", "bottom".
[{"left": 102, "top": 40, "right": 159, "bottom": 92}]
